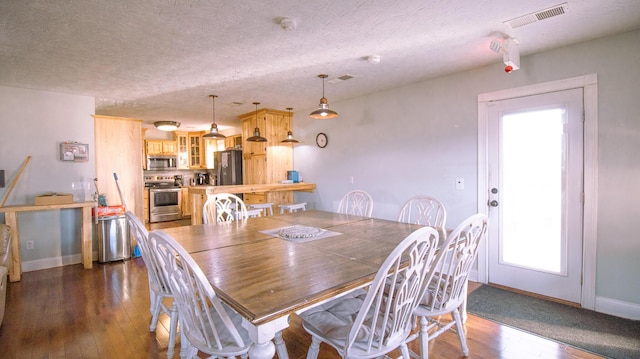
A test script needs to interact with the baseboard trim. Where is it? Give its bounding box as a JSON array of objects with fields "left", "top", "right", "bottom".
[
  {"left": 22, "top": 251, "right": 99, "bottom": 273},
  {"left": 595, "top": 296, "right": 640, "bottom": 320}
]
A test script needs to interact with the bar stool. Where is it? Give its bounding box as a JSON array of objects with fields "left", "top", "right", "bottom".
[
  {"left": 279, "top": 202, "right": 307, "bottom": 214},
  {"left": 247, "top": 203, "right": 274, "bottom": 216},
  {"left": 246, "top": 208, "right": 263, "bottom": 218}
]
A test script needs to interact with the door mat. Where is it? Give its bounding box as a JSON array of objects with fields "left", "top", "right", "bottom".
[{"left": 467, "top": 285, "right": 640, "bottom": 359}]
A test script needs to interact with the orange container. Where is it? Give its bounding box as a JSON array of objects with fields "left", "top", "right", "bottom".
[{"left": 92, "top": 205, "right": 126, "bottom": 217}]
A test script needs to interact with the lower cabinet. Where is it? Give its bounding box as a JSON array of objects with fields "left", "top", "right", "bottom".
[
  {"left": 144, "top": 188, "right": 149, "bottom": 223},
  {"left": 182, "top": 187, "right": 191, "bottom": 217}
]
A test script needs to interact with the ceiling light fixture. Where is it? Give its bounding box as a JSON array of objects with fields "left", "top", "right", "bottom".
[
  {"left": 202, "top": 94, "right": 226, "bottom": 139},
  {"left": 154, "top": 121, "right": 180, "bottom": 131},
  {"left": 281, "top": 107, "right": 299, "bottom": 144},
  {"left": 309, "top": 74, "right": 338, "bottom": 119},
  {"left": 246, "top": 102, "right": 267, "bottom": 142}
]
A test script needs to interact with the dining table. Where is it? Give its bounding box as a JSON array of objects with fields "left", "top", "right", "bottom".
[{"left": 160, "top": 210, "right": 429, "bottom": 359}]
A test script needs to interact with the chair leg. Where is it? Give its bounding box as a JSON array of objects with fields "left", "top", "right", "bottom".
[
  {"left": 418, "top": 316, "right": 430, "bottom": 359},
  {"left": 167, "top": 301, "right": 179, "bottom": 359},
  {"left": 306, "top": 336, "right": 321, "bottom": 359},
  {"left": 150, "top": 293, "right": 163, "bottom": 332},
  {"left": 451, "top": 309, "right": 469, "bottom": 356},
  {"left": 179, "top": 321, "right": 189, "bottom": 359},
  {"left": 274, "top": 330, "right": 289, "bottom": 359}
]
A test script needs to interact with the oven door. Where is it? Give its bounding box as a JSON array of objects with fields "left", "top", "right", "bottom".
[{"left": 149, "top": 188, "right": 182, "bottom": 222}]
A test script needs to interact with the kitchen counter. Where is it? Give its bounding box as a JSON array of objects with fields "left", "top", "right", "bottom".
[{"left": 188, "top": 182, "right": 316, "bottom": 224}]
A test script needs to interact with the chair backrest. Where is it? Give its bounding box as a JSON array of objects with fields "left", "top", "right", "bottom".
[
  {"left": 0, "top": 224, "right": 11, "bottom": 267},
  {"left": 344, "top": 226, "right": 439, "bottom": 357},
  {"left": 421, "top": 213, "right": 488, "bottom": 312},
  {"left": 124, "top": 211, "right": 172, "bottom": 296},
  {"left": 149, "top": 230, "right": 249, "bottom": 354},
  {"left": 202, "top": 193, "right": 248, "bottom": 224},
  {"left": 337, "top": 190, "right": 374, "bottom": 217},
  {"left": 397, "top": 195, "right": 447, "bottom": 227}
]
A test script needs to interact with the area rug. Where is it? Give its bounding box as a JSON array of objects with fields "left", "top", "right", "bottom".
[{"left": 467, "top": 285, "right": 640, "bottom": 359}]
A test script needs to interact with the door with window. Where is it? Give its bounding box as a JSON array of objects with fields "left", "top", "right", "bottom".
[{"left": 487, "top": 88, "right": 584, "bottom": 303}]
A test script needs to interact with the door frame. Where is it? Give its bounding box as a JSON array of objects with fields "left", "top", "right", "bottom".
[{"left": 477, "top": 74, "right": 598, "bottom": 309}]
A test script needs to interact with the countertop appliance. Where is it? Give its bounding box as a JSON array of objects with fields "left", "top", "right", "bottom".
[
  {"left": 196, "top": 173, "right": 210, "bottom": 186},
  {"left": 144, "top": 175, "right": 182, "bottom": 223},
  {"left": 215, "top": 149, "right": 243, "bottom": 186}
]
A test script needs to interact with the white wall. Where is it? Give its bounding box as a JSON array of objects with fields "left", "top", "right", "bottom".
[
  {"left": 293, "top": 29, "right": 640, "bottom": 310},
  {"left": 0, "top": 86, "right": 95, "bottom": 269}
]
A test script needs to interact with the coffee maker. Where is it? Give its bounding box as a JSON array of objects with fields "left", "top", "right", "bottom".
[{"left": 197, "top": 173, "right": 210, "bottom": 185}]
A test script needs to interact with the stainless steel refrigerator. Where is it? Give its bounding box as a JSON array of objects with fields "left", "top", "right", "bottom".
[{"left": 215, "top": 149, "right": 243, "bottom": 185}]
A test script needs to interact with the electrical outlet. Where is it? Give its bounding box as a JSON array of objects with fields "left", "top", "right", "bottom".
[
  {"left": 455, "top": 178, "right": 464, "bottom": 190},
  {"left": 26, "top": 240, "right": 34, "bottom": 250}
]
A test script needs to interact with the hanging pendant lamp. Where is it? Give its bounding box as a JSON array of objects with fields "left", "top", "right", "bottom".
[
  {"left": 246, "top": 102, "right": 267, "bottom": 142},
  {"left": 202, "top": 94, "right": 226, "bottom": 139},
  {"left": 309, "top": 74, "right": 338, "bottom": 119},
  {"left": 281, "top": 107, "right": 299, "bottom": 143}
]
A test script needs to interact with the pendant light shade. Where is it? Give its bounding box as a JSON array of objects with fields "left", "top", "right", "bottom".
[
  {"left": 309, "top": 74, "right": 338, "bottom": 119},
  {"left": 246, "top": 102, "right": 267, "bottom": 142},
  {"left": 154, "top": 121, "right": 180, "bottom": 131},
  {"left": 202, "top": 94, "right": 226, "bottom": 139},
  {"left": 281, "top": 107, "right": 299, "bottom": 143}
]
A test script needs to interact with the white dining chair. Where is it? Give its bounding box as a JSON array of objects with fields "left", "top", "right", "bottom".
[
  {"left": 336, "top": 190, "right": 374, "bottom": 217},
  {"left": 202, "top": 193, "right": 248, "bottom": 224},
  {"left": 405, "top": 213, "right": 489, "bottom": 359},
  {"left": 298, "top": 225, "right": 440, "bottom": 359},
  {"left": 397, "top": 195, "right": 447, "bottom": 227},
  {"left": 149, "top": 230, "right": 289, "bottom": 358},
  {"left": 124, "top": 211, "right": 181, "bottom": 359}
]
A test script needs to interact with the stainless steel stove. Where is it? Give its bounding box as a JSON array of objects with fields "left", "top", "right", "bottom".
[{"left": 144, "top": 175, "right": 182, "bottom": 223}]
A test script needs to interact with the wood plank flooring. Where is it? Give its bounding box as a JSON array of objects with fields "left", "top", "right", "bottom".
[{"left": 0, "top": 219, "right": 603, "bottom": 358}]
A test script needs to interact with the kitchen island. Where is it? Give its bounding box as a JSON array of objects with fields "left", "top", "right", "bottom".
[{"left": 188, "top": 182, "right": 316, "bottom": 224}]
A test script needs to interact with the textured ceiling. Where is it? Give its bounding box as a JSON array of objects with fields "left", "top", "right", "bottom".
[{"left": 1, "top": 0, "right": 639, "bottom": 132}]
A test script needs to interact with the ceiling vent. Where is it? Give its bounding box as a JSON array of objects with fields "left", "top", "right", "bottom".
[
  {"left": 328, "top": 74, "right": 355, "bottom": 84},
  {"left": 504, "top": 2, "right": 568, "bottom": 29}
]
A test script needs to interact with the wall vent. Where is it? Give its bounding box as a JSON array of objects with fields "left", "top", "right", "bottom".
[{"left": 504, "top": 2, "right": 568, "bottom": 29}]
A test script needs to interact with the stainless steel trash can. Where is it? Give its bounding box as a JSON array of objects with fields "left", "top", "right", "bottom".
[{"left": 95, "top": 214, "right": 131, "bottom": 263}]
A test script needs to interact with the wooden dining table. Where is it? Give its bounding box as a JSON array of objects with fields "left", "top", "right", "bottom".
[{"left": 160, "top": 210, "right": 427, "bottom": 359}]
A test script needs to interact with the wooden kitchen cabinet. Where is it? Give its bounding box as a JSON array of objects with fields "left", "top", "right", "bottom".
[
  {"left": 188, "top": 131, "right": 204, "bottom": 168},
  {"left": 146, "top": 140, "right": 177, "bottom": 155},
  {"left": 144, "top": 188, "right": 149, "bottom": 223},
  {"left": 175, "top": 131, "right": 189, "bottom": 169},
  {"left": 181, "top": 187, "right": 191, "bottom": 217},
  {"left": 224, "top": 134, "right": 242, "bottom": 149},
  {"left": 241, "top": 108, "right": 293, "bottom": 185}
]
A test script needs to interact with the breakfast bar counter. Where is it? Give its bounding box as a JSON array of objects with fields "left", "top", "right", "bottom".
[{"left": 189, "top": 183, "right": 316, "bottom": 224}]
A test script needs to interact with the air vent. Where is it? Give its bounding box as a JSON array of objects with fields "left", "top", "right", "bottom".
[
  {"left": 328, "top": 74, "right": 355, "bottom": 84},
  {"left": 504, "top": 2, "right": 568, "bottom": 29}
]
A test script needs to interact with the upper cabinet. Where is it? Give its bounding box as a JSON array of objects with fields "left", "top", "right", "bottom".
[
  {"left": 240, "top": 108, "right": 293, "bottom": 185},
  {"left": 146, "top": 139, "right": 177, "bottom": 155},
  {"left": 224, "top": 134, "right": 242, "bottom": 150},
  {"left": 175, "top": 131, "right": 189, "bottom": 169},
  {"left": 188, "top": 132, "right": 204, "bottom": 168}
]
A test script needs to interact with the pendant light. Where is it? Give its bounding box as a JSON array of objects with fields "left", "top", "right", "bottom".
[
  {"left": 281, "top": 107, "right": 299, "bottom": 143},
  {"left": 202, "top": 94, "right": 226, "bottom": 139},
  {"left": 309, "top": 74, "right": 338, "bottom": 119},
  {"left": 154, "top": 121, "right": 180, "bottom": 131},
  {"left": 246, "top": 102, "right": 267, "bottom": 142}
]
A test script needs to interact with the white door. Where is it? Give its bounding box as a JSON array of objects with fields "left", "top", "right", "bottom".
[{"left": 487, "top": 88, "right": 584, "bottom": 303}]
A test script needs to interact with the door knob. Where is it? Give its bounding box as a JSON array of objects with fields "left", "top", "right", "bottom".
[{"left": 489, "top": 200, "right": 499, "bottom": 207}]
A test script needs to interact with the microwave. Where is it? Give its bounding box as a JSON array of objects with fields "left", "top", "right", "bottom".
[{"left": 147, "top": 155, "right": 177, "bottom": 170}]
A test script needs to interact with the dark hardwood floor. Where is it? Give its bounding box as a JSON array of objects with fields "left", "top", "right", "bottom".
[{"left": 0, "top": 218, "right": 603, "bottom": 358}]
